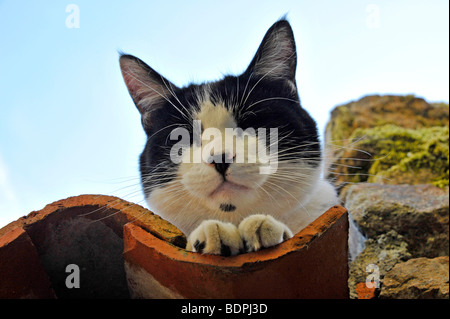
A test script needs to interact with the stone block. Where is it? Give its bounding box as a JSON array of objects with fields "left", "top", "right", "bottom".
[{"left": 380, "top": 257, "right": 449, "bottom": 299}]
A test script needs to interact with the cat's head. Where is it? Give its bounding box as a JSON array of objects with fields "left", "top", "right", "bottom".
[{"left": 119, "top": 19, "right": 322, "bottom": 235}]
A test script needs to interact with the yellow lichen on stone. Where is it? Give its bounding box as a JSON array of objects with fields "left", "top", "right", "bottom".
[{"left": 330, "top": 124, "right": 449, "bottom": 189}]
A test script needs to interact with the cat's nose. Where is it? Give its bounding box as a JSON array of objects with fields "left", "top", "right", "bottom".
[{"left": 210, "top": 153, "right": 233, "bottom": 176}]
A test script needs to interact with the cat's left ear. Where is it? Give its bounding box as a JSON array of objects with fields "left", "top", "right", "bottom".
[
  {"left": 245, "top": 19, "right": 297, "bottom": 84},
  {"left": 119, "top": 54, "right": 178, "bottom": 116}
]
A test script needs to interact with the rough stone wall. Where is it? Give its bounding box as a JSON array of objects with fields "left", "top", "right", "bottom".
[{"left": 325, "top": 94, "right": 449, "bottom": 299}]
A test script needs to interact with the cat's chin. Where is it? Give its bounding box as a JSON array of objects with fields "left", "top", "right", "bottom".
[{"left": 208, "top": 180, "right": 250, "bottom": 199}]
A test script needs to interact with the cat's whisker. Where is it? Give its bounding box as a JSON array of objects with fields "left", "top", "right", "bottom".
[
  {"left": 239, "top": 72, "right": 254, "bottom": 107},
  {"left": 267, "top": 174, "right": 314, "bottom": 187},
  {"left": 98, "top": 175, "right": 143, "bottom": 184},
  {"left": 239, "top": 110, "right": 258, "bottom": 122},
  {"left": 263, "top": 180, "right": 296, "bottom": 201},
  {"left": 268, "top": 145, "right": 319, "bottom": 158},
  {"left": 326, "top": 171, "right": 393, "bottom": 182},
  {"left": 325, "top": 135, "right": 369, "bottom": 149},
  {"left": 236, "top": 75, "right": 240, "bottom": 107},
  {"left": 143, "top": 123, "right": 190, "bottom": 145},
  {"left": 77, "top": 190, "right": 145, "bottom": 219},
  {"left": 244, "top": 96, "right": 300, "bottom": 112},
  {"left": 160, "top": 75, "right": 192, "bottom": 121},
  {"left": 265, "top": 174, "right": 313, "bottom": 218},
  {"left": 324, "top": 142, "right": 372, "bottom": 157},
  {"left": 263, "top": 179, "right": 305, "bottom": 209},
  {"left": 84, "top": 197, "right": 150, "bottom": 225},
  {"left": 255, "top": 182, "right": 282, "bottom": 208},
  {"left": 142, "top": 178, "right": 183, "bottom": 195}
]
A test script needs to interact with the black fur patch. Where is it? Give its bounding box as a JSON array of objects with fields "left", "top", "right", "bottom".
[
  {"left": 219, "top": 203, "right": 237, "bottom": 212},
  {"left": 193, "top": 240, "right": 205, "bottom": 254},
  {"left": 241, "top": 239, "right": 248, "bottom": 253},
  {"left": 220, "top": 244, "right": 232, "bottom": 257}
]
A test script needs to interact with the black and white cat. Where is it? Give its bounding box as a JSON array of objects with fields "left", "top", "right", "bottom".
[{"left": 119, "top": 19, "right": 338, "bottom": 256}]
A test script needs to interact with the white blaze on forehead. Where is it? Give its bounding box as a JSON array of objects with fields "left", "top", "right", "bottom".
[
  {"left": 195, "top": 97, "right": 238, "bottom": 157},
  {"left": 193, "top": 92, "right": 267, "bottom": 169},
  {"left": 196, "top": 99, "right": 236, "bottom": 130}
]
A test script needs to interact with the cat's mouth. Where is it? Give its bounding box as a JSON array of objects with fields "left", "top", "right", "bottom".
[{"left": 208, "top": 181, "right": 250, "bottom": 198}]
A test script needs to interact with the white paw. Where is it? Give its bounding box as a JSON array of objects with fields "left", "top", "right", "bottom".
[
  {"left": 186, "top": 220, "right": 243, "bottom": 256},
  {"left": 238, "top": 214, "right": 293, "bottom": 252}
]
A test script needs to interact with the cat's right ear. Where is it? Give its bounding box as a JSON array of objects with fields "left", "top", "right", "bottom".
[
  {"left": 119, "top": 54, "right": 177, "bottom": 116},
  {"left": 245, "top": 19, "right": 297, "bottom": 84}
]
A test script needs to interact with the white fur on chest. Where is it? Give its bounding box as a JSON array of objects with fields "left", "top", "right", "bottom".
[{"left": 147, "top": 167, "right": 338, "bottom": 236}]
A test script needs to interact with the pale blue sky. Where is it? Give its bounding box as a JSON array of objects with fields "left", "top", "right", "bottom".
[{"left": 0, "top": 0, "right": 448, "bottom": 226}]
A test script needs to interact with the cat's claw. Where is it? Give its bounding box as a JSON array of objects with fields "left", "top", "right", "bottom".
[
  {"left": 238, "top": 214, "right": 293, "bottom": 252},
  {"left": 186, "top": 220, "right": 243, "bottom": 256}
]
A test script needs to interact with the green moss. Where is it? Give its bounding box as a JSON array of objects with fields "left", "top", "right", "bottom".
[{"left": 336, "top": 125, "right": 449, "bottom": 188}]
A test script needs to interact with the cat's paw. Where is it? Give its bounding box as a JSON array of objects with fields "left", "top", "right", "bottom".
[
  {"left": 238, "top": 214, "right": 293, "bottom": 252},
  {"left": 186, "top": 220, "right": 243, "bottom": 256}
]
